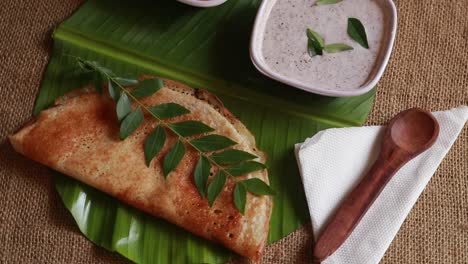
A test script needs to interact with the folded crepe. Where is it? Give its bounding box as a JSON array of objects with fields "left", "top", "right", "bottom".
[{"left": 9, "top": 78, "right": 272, "bottom": 261}]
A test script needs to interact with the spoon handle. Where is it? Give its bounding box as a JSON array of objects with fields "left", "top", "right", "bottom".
[{"left": 313, "top": 152, "right": 404, "bottom": 262}]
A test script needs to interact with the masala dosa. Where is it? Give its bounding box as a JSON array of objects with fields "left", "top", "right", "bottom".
[{"left": 9, "top": 78, "right": 272, "bottom": 261}]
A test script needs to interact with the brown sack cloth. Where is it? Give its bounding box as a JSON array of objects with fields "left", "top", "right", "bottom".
[{"left": 0, "top": 0, "right": 466, "bottom": 263}]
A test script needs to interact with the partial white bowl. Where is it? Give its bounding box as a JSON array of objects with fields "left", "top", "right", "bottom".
[
  {"left": 250, "top": 0, "right": 398, "bottom": 97},
  {"left": 177, "top": 0, "right": 228, "bottom": 8}
]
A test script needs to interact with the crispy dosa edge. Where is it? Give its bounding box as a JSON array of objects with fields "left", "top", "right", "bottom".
[{"left": 9, "top": 77, "right": 272, "bottom": 262}]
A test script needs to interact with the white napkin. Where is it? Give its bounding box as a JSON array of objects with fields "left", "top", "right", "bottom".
[{"left": 295, "top": 106, "right": 468, "bottom": 264}]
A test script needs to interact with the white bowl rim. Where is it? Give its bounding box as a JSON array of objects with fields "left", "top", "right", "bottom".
[
  {"left": 249, "top": 0, "right": 398, "bottom": 97},
  {"left": 176, "top": 0, "right": 228, "bottom": 8}
]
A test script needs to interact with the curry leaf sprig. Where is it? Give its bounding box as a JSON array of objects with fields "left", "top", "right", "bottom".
[{"left": 76, "top": 58, "right": 275, "bottom": 214}]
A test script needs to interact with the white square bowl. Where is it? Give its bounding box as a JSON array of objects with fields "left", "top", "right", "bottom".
[{"left": 250, "top": 0, "right": 398, "bottom": 97}]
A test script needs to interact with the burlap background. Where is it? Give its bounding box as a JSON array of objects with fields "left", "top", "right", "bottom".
[{"left": 0, "top": 0, "right": 466, "bottom": 263}]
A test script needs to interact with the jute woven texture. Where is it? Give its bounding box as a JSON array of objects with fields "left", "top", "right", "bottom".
[{"left": 0, "top": 0, "right": 466, "bottom": 263}]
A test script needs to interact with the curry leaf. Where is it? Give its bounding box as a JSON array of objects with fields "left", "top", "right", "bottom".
[
  {"left": 114, "top": 77, "right": 138, "bottom": 86},
  {"left": 144, "top": 126, "right": 166, "bottom": 166},
  {"left": 324, "top": 43, "right": 354, "bottom": 53},
  {"left": 316, "top": 0, "right": 342, "bottom": 5},
  {"left": 307, "top": 29, "right": 325, "bottom": 47},
  {"left": 131, "top": 78, "right": 164, "bottom": 98},
  {"left": 190, "top": 135, "right": 237, "bottom": 152},
  {"left": 233, "top": 182, "right": 247, "bottom": 214},
  {"left": 119, "top": 108, "right": 144, "bottom": 140},
  {"left": 207, "top": 171, "right": 227, "bottom": 206},
  {"left": 307, "top": 29, "right": 324, "bottom": 57},
  {"left": 210, "top": 149, "right": 257, "bottom": 165},
  {"left": 163, "top": 139, "right": 185, "bottom": 178},
  {"left": 348, "top": 17, "right": 369, "bottom": 49},
  {"left": 225, "top": 161, "right": 267, "bottom": 176},
  {"left": 148, "top": 103, "right": 190, "bottom": 119},
  {"left": 194, "top": 155, "right": 211, "bottom": 197},
  {"left": 169, "top": 121, "right": 214, "bottom": 137},
  {"left": 116, "top": 93, "right": 132, "bottom": 122},
  {"left": 308, "top": 40, "right": 319, "bottom": 57},
  {"left": 242, "top": 178, "right": 276, "bottom": 195},
  {"left": 108, "top": 80, "right": 120, "bottom": 101}
]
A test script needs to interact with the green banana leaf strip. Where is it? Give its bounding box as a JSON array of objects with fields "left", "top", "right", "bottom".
[{"left": 32, "top": 0, "right": 375, "bottom": 263}]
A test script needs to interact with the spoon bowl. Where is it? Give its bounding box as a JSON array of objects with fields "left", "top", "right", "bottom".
[{"left": 390, "top": 109, "right": 439, "bottom": 154}]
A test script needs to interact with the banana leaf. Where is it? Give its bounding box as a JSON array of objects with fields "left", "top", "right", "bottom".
[{"left": 33, "top": 0, "right": 375, "bottom": 263}]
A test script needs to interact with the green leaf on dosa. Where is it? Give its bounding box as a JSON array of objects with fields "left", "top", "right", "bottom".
[
  {"left": 194, "top": 155, "right": 211, "bottom": 197},
  {"left": 148, "top": 103, "right": 190, "bottom": 119},
  {"left": 225, "top": 161, "right": 267, "bottom": 176},
  {"left": 144, "top": 126, "right": 166, "bottom": 166},
  {"left": 191, "top": 135, "right": 237, "bottom": 152},
  {"left": 233, "top": 182, "right": 247, "bottom": 214},
  {"left": 207, "top": 171, "right": 226, "bottom": 206},
  {"left": 169, "top": 121, "right": 214, "bottom": 137},
  {"left": 163, "top": 139, "right": 185, "bottom": 178},
  {"left": 119, "top": 108, "right": 144, "bottom": 140},
  {"left": 116, "top": 93, "right": 132, "bottom": 122},
  {"left": 210, "top": 149, "right": 257, "bottom": 165},
  {"left": 242, "top": 178, "right": 276, "bottom": 195},
  {"left": 108, "top": 80, "right": 120, "bottom": 101},
  {"left": 114, "top": 77, "right": 138, "bottom": 86},
  {"left": 131, "top": 78, "right": 164, "bottom": 98}
]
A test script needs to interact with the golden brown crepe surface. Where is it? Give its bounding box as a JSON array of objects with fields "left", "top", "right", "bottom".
[{"left": 9, "top": 79, "right": 272, "bottom": 261}]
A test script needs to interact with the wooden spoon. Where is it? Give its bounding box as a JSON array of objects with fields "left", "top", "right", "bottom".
[{"left": 313, "top": 108, "right": 439, "bottom": 262}]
